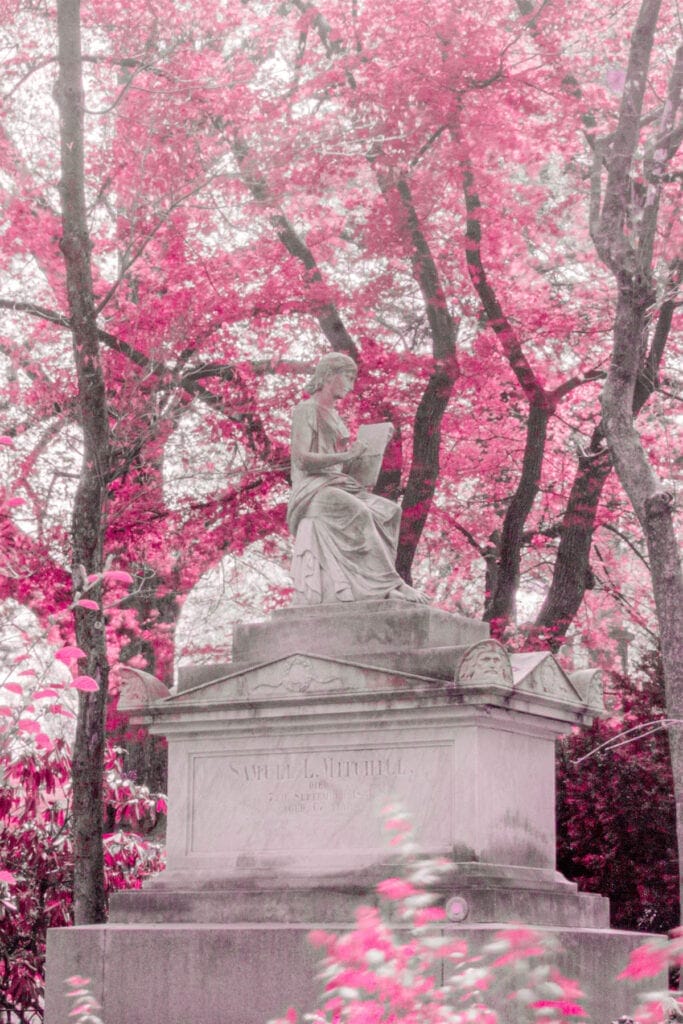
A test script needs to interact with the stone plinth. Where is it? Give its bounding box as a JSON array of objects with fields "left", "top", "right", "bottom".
[
  {"left": 45, "top": 923, "right": 657, "bottom": 1024},
  {"left": 46, "top": 601, "right": 653, "bottom": 1024},
  {"left": 128, "top": 603, "right": 603, "bottom": 900}
]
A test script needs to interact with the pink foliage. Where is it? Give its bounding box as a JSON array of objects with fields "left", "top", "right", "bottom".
[
  {"left": 619, "top": 941, "right": 671, "bottom": 981},
  {"left": 0, "top": 666, "right": 165, "bottom": 1021},
  {"left": 269, "top": 811, "right": 595, "bottom": 1024}
]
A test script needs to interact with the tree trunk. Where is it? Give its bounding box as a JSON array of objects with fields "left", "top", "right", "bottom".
[
  {"left": 532, "top": 438, "right": 611, "bottom": 647},
  {"left": 396, "top": 358, "right": 457, "bottom": 583},
  {"left": 594, "top": 0, "right": 683, "bottom": 919},
  {"left": 602, "top": 275, "right": 683, "bottom": 921},
  {"left": 484, "top": 401, "right": 550, "bottom": 633},
  {"left": 56, "top": 0, "right": 111, "bottom": 924},
  {"left": 388, "top": 177, "right": 459, "bottom": 583}
]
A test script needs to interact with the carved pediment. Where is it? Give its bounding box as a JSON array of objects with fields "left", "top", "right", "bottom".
[
  {"left": 166, "top": 653, "right": 410, "bottom": 705},
  {"left": 569, "top": 668, "right": 605, "bottom": 712},
  {"left": 510, "top": 652, "right": 585, "bottom": 706},
  {"left": 454, "top": 643, "right": 601, "bottom": 714},
  {"left": 118, "top": 667, "right": 171, "bottom": 710}
]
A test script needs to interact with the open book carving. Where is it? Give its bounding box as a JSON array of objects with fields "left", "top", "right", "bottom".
[{"left": 347, "top": 422, "right": 394, "bottom": 488}]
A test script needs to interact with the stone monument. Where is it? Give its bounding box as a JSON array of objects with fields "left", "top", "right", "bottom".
[{"left": 44, "top": 358, "right": 661, "bottom": 1023}]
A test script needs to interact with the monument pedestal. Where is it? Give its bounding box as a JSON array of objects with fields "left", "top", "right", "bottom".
[{"left": 45, "top": 602, "right": 657, "bottom": 1023}]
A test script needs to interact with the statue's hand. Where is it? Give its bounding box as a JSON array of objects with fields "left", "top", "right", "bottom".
[{"left": 345, "top": 441, "right": 368, "bottom": 461}]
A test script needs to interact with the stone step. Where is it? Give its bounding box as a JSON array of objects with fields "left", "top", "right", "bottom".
[
  {"left": 232, "top": 601, "right": 488, "bottom": 663},
  {"left": 108, "top": 863, "right": 609, "bottom": 929}
]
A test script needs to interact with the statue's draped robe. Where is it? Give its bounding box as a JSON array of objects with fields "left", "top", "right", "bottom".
[{"left": 287, "top": 399, "right": 404, "bottom": 604}]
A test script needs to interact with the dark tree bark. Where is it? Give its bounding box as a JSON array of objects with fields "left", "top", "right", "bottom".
[
  {"left": 56, "top": 0, "right": 111, "bottom": 924},
  {"left": 462, "top": 159, "right": 561, "bottom": 635},
  {"left": 486, "top": 401, "right": 551, "bottom": 628},
  {"left": 591, "top": 0, "right": 683, "bottom": 917},
  {"left": 231, "top": 133, "right": 360, "bottom": 360},
  {"left": 534, "top": 272, "right": 677, "bottom": 647},
  {"left": 532, "top": 434, "right": 612, "bottom": 645},
  {"left": 384, "top": 176, "right": 459, "bottom": 584}
]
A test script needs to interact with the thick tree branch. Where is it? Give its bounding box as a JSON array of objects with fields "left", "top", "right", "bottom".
[
  {"left": 462, "top": 161, "right": 546, "bottom": 406},
  {"left": 231, "top": 132, "right": 359, "bottom": 360},
  {"left": 589, "top": 0, "right": 683, "bottom": 920},
  {"left": 594, "top": 0, "right": 663, "bottom": 272},
  {"left": 0, "top": 298, "right": 274, "bottom": 455},
  {"left": 369, "top": 167, "right": 459, "bottom": 581},
  {"left": 534, "top": 261, "right": 679, "bottom": 646},
  {"left": 485, "top": 401, "right": 551, "bottom": 632}
]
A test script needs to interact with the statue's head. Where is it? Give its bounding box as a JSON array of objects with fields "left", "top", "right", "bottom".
[{"left": 305, "top": 353, "right": 358, "bottom": 394}]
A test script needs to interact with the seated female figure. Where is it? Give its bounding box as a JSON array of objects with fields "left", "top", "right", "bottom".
[{"left": 287, "top": 353, "right": 422, "bottom": 605}]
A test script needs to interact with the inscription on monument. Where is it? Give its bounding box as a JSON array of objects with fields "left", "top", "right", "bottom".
[
  {"left": 225, "top": 753, "right": 410, "bottom": 783},
  {"left": 188, "top": 743, "right": 452, "bottom": 860}
]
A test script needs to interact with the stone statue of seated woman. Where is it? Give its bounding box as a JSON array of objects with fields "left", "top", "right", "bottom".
[{"left": 287, "top": 352, "right": 423, "bottom": 605}]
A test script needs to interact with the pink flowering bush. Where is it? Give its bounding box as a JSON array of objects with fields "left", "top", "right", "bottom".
[
  {"left": 270, "top": 809, "right": 593, "bottom": 1024},
  {"left": 270, "top": 809, "right": 683, "bottom": 1024},
  {"left": 0, "top": 687, "right": 165, "bottom": 1022}
]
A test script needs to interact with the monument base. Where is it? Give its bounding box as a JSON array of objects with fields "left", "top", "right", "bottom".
[
  {"left": 45, "top": 601, "right": 657, "bottom": 1023},
  {"left": 45, "top": 921, "right": 658, "bottom": 1024},
  {"left": 109, "top": 862, "right": 608, "bottom": 929}
]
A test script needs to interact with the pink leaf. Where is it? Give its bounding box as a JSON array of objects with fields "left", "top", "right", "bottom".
[
  {"left": 5, "top": 497, "right": 24, "bottom": 507},
  {"left": 0, "top": 706, "right": 13, "bottom": 716},
  {"left": 87, "top": 573, "right": 101, "bottom": 583},
  {"left": 55, "top": 646, "right": 86, "bottom": 663},
  {"left": 3, "top": 682, "right": 23, "bottom": 695},
  {"left": 376, "top": 878, "right": 419, "bottom": 899},
  {"left": 72, "top": 675, "right": 99, "bottom": 692},
  {"left": 414, "top": 906, "right": 447, "bottom": 925},
  {"left": 51, "top": 705, "right": 76, "bottom": 718},
  {"left": 76, "top": 599, "right": 100, "bottom": 610},
  {"left": 0, "top": 435, "right": 14, "bottom": 446},
  {"left": 104, "top": 570, "right": 134, "bottom": 584},
  {"left": 0, "top": 870, "right": 15, "bottom": 883},
  {"left": 35, "top": 732, "right": 53, "bottom": 750},
  {"left": 33, "top": 688, "right": 61, "bottom": 699},
  {"left": 532, "top": 1000, "right": 586, "bottom": 1016},
  {"left": 17, "top": 718, "right": 41, "bottom": 734},
  {"left": 618, "top": 941, "right": 669, "bottom": 979}
]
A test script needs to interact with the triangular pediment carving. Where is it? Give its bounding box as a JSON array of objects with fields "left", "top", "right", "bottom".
[
  {"left": 166, "top": 653, "right": 416, "bottom": 705},
  {"left": 510, "top": 652, "right": 586, "bottom": 705}
]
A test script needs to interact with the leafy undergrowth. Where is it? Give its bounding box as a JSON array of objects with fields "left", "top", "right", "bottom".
[
  {"left": 268, "top": 809, "right": 683, "bottom": 1024},
  {"left": 0, "top": 719, "right": 165, "bottom": 1023}
]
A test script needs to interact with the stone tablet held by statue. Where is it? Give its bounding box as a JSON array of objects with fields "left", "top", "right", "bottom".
[{"left": 347, "top": 422, "right": 394, "bottom": 488}]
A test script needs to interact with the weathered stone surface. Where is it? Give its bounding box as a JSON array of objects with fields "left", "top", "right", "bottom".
[
  {"left": 45, "top": 922, "right": 658, "bottom": 1024},
  {"left": 229, "top": 600, "right": 489, "bottom": 670},
  {"left": 125, "top": 604, "right": 604, "bottom": 886},
  {"left": 109, "top": 861, "right": 609, "bottom": 929},
  {"left": 45, "top": 924, "right": 322, "bottom": 1024},
  {"left": 144, "top": 656, "right": 595, "bottom": 880}
]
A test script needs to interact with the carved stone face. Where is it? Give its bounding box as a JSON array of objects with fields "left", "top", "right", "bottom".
[
  {"left": 324, "top": 369, "right": 356, "bottom": 400},
  {"left": 458, "top": 641, "right": 511, "bottom": 684}
]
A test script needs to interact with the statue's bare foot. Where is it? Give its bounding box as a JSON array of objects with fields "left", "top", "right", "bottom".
[{"left": 388, "top": 582, "right": 427, "bottom": 604}]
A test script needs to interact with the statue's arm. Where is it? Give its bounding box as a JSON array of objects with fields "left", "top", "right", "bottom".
[{"left": 291, "top": 405, "right": 359, "bottom": 473}]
